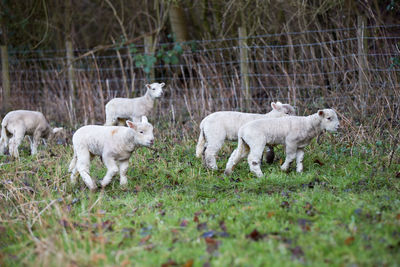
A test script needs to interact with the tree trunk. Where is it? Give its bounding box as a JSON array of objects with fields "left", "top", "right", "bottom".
[{"left": 169, "top": 5, "right": 189, "bottom": 42}]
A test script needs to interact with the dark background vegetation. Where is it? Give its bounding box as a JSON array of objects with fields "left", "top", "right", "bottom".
[{"left": 0, "top": 0, "right": 399, "bottom": 147}]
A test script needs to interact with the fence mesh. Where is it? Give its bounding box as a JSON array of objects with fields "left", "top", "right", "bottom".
[{"left": 2, "top": 25, "right": 400, "bottom": 128}]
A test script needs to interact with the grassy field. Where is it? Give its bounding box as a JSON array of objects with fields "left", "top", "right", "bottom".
[{"left": 0, "top": 130, "right": 399, "bottom": 267}]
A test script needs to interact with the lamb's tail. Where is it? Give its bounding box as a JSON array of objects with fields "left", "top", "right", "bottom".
[
  {"left": 68, "top": 150, "right": 77, "bottom": 172},
  {"left": 0, "top": 120, "right": 9, "bottom": 155},
  {"left": 195, "top": 125, "right": 206, "bottom": 158}
]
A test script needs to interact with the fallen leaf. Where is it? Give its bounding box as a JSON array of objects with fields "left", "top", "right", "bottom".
[
  {"left": 396, "top": 214, "right": 400, "bottom": 220},
  {"left": 396, "top": 172, "right": 400, "bottom": 178},
  {"left": 183, "top": 259, "right": 194, "bottom": 267},
  {"left": 314, "top": 159, "right": 324, "bottom": 166},
  {"left": 246, "top": 229, "right": 266, "bottom": 241},
  {"left": 161, "top": 259, "right": 178, "bottom": 267},
  {"left": 345, "top": 236, "right": 355, "bottom": 245},
  {"left": 205, "top": 237, "right": 220, "bottom": 254},
  {"left": 267, "top": 212, "right": 275, "bottom": 218},
  {"left": 194, "top": 215, "right": 199, "bottom": 223}
]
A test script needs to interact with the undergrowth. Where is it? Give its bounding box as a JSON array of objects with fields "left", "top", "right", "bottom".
[{"left": 0, "top": 132, "right": 399, "bottom": 266}]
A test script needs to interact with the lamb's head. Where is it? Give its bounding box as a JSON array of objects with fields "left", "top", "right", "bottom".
[
  {"left": 269, "top": 102, "right": 296, "bottom": 117},
  {"left": 146, "top": 82, "right": 165, "bottom": 99},
  {"left": 318, "top": 109, "right": 340, "bottom": 132},
  {"left": 126, "top": 116, "right": 154, "bottom": 147},
  {"left": 43, "top": 126, "right": 64, "bottom": 140}
]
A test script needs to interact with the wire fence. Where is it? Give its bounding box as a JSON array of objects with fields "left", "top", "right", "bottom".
[{"left": 1, "top": 24, "right": 400, "bottom": 130}]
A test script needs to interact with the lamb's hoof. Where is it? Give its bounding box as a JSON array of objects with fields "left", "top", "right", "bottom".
[
  {"left": 224, "top": 169, "right": 232, "bottom": 176},
  {"left": 88, "top": 185, "right": 98, "bottom": 191},
  {"left": 280, "top": 165, "right": 289, "bottom": 172}
]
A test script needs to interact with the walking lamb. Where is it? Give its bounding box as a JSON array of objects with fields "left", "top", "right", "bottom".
[
  {"left": 224, "top": 109, "right": 340, "bottom": 177},
  {"left": 69, "top": 116, "right": 154, "bottom": 190},
  {"left": 105, "top": 82, "right": 165, "bottom": 125},
  {"left": 195, "top": 102, "right": 296, "bottom": 170},
  {"left": 0, "top": 110, "right": 63, "bottom": 159}
]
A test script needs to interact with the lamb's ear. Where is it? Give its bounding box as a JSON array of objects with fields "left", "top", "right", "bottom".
[
  {"left": 145, "top": 84, "right": 151, "bottom": 89},
  {"left": 271, "top": 102, "right": 281, "bottom": 111},
  {"left": 160, "top": 82, "right": 165, "bottom": 87},
  {"left": 318, "top": 110, "right": 325, "bottom": 117},
  {"left": 126, "top": 120, "right": 138, "bottom": 130},
  {"left": 141, "top": 116, "right": 148, "bottom": 123},
  {"left": 52, "top": 127, "right": 63, "bottom": 134}
]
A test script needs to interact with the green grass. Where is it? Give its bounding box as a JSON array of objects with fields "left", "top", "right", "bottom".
[{"left": 0, "top": 134, "right": 399, "bottom": 267}]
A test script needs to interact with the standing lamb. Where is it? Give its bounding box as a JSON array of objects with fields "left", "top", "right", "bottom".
[
  {"left": 69, "top": 116, "right": 154, "bottom": 190},
  {"left": 224, "top": 109, "right": 340, "bottom": 177},
  {"left": 0, "top": 110, "right": 63, "bottom": 159},
  {"left": 195, "top": 102, "right": 296, "bottom": 170},
  {"left": 105, "top": 82, "right": 165, "bottom": 125}
]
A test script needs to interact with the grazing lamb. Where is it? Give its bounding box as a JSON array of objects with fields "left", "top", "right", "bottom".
[
  {"left": 69, "top": 116, "right": 154, "bottom": 190},
  {"left": 105, "top": 82, "right": 165, "bottom": 125},
  {"left": 0, "top": 110, "right": 63, "bottom": 159},
  {"left": 195, "top": 102, "right": 296, "bottom": 170},
  {"left": 224, "top": 109, "right": 340, "bottom": 177}
]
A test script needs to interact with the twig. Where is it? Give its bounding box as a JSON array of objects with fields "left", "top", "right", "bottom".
[
  {"left": 57, "top": 28, "right": 160, "bottom": 76},
  {"left": 31, "top": 199, "right": 57, "bottom": 226}
]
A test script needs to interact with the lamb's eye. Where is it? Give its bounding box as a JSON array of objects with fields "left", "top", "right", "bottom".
[
  {"left": 327, "top": 117, "right": 331, "bottom": 120},
  {"left": 139, "top": 131, "right": 144, "bottom": 134}
]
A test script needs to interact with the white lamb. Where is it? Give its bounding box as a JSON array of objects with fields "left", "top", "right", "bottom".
[
  {"left": 69, "top": 116, "right": 154, "bottom": 190},
  {"left": 195, "top": 102, "right": 296, "bottom": 170},
  {"left": 224, "top": 109, "right": 340, "bottom": 177},
  {"left": 0, "top": 110, "right": 63, "bottom": 159},
  {"left": 105, "top": 82, "right": 165, "bottom": 125}
]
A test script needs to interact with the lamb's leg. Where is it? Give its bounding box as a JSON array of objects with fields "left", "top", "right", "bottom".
[
  {"left": 0, "top": 129, "right": 8, "bottom": 155},
  {"left": 295, "top": 149, "right": 305, "bottom": 173},
  {"left": 224, "top": 138, "right": 249, "bottom": 175},
  {"left": 248, "top": 145, "right": 265, "bottom": 178},
  {"left": 76, "top": 150, "right": 97, "bottom": 190},
  {"left": 204, "top": 134, "right": 225, "bottom": 170},
  {"left": 9, "top": 130, "right": 24, "bottom": 159},
  {"left": 281, "top": 144, "right": 297, "bottom": 171},
  {"left": 30, "top": 130, "right": 42, "bottom": 155},
  {"left": 105, "top": 114, "right": 118, "bottom": 126},
  {"left": 195, "top": 128, "right": 206, "bottom": 158},
  {"left": 69, "top": 151, "right": 78, "bottom": 185},
  {"left": 119, "top": 160, "right": 129, "bottom": 186},
  {"left": 100, "top": 156, "right": 119, "bottom": 188}
]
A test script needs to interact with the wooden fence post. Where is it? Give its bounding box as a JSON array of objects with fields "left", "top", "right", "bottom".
[
  {"left": 239, "top": 26, "right": 250, "bottom": 111},
  {"left": 357, "top": 15, "right": 368, "bottom": 117},
  {"left": 1, "top": 45, "right": 10, "bottom": 114},
  {"left": 66, "top": 40, "right": 75, "bottom": 105},
  {"left": 144, "top": 34, "right": 155, "bottom": 81}
]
